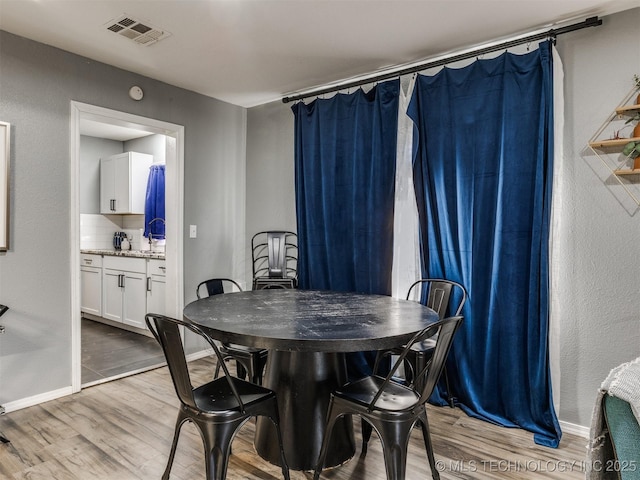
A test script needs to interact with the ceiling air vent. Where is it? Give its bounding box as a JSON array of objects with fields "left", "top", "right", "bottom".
[{"left": 104, "top": 15, "right": 171, "bottom": 46}]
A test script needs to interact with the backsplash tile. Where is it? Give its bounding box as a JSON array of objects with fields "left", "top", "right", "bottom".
[{"left": 80, "top": 214, "right": 146, "bottom": 250}]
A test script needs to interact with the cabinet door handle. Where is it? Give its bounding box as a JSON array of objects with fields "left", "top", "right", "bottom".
[
  {"left": 118, "top": 274, "right": 125, "bottom": 288},
  {"left": 110, "top": 199, "right": 116, "bottom": 211},
  {"left": 147, "top": 277, "right": 152, "bottom": 292}
]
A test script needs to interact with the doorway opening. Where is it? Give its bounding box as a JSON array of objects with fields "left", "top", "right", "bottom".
[{"left": 70, "top": 102, "right": 184, "bottom": 392}]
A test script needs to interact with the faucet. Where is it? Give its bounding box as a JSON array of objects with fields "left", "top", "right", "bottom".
[{"left": 148, "top": 218, "right": 165, "bottom": 247}]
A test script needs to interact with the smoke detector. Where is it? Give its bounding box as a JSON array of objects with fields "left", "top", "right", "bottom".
[{"left": 105, "top": 14, "right": 171, "bottom": 46}]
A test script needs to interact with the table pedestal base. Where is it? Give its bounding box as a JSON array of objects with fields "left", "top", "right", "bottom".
[{"left": 254, "top": 351, "right": 356, "bottom": 471}]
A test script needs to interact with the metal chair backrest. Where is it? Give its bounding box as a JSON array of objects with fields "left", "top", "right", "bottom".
[
  {"left": 368, "top": 316, "right": 463, "bottom": 411},
  {"left": 407, "top": 279, "right": 467, "bottom": 318},
  {"left": 145, "top": 314, "right": 246, "bottom": 412},
  {"left": 196, "top": 278, "right": 242, "bottom": 299},
  {"left": 251, "top": 231, "right": 298, "bottom": 280},
  {"left": 267, "top": 232, "right": 287, "bottom": 278}
]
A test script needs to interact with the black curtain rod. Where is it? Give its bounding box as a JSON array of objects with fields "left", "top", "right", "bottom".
[{"left": 282, "top": 16, "right": 602, "bottom": 104}]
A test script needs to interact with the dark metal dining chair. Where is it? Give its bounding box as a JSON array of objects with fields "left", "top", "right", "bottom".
[
  {"left": 196, "top": 278, "right": 268, "bottom": 385},
  {"left": 145, "top": 314, "right": 290, "bottom": 480},
  {"left": 314, "top": 316, "right": 463, "bottom": 480},
  {"left": 376, "top": 278, "right": 466, "bottom": 407},
  {"left": 403, "top": 279, "right": 466, "bottom": 406},
  {"left": 251, "top": 231, "right": 298, "bottom": 289}
]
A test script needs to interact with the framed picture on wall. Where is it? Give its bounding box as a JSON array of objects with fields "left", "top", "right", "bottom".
[{"left": 0, "top": 121, "right": 9, "bottom": 251}]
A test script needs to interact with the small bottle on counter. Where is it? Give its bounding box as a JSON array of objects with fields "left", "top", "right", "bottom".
[{"left": 121, "top": 235, "right": 131, "bottom": 251}]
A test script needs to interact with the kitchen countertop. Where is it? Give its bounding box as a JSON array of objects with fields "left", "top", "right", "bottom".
[{"left": 81, "top": 249, "right": 166, "bottom": 259}]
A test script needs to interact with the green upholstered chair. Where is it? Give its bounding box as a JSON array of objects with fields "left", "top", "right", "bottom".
[{"left": 604, "top": 395, "right": 640, "bottom": 480}]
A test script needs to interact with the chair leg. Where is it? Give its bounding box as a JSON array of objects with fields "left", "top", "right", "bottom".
[
  {"left": 236, "top": 361, "right": 247, "bottom": 381},
  {"left": 235, "top": 357, "right": 264, "bottom": 386},
  {"left": 197, "top": 416, "right": 244, "bottom": 480},
  {"left": 441, "top": 367, "right": 456, "bottom": 408},
  {"left": 367, "top": 417, "right": 412, "bottom": 480},
  {"left": 413, "top": 353, "right": 428, "bottom": 394},
  {"left": 163, "top": 411, "right": 189, "bottom": 480},
  {"left": 313, "top": 403, "right": 341, "bottom": 480},
  {"left": 266, "top": 410, "right": 291, "bottom": 480},
  {"left": 418, "top": 412, "right": 440, "bottom": 480},
  {"left": 361, "top": 418, "right": 373, "bottom": 455},
  {"left": 248, "top": 356, "right": 263, "bottom": 386}
]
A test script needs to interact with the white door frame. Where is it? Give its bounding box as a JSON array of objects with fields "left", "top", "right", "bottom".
[{"left": 70, "top": 101, "right": 184, "bottom": 392}]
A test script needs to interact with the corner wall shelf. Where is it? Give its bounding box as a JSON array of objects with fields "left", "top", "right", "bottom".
[
  {"left": 589, "top": 137, "right": 640, "bottom": 149},
  {"left": 587, "top": 85, "right": 640, "bottom": 206},
  {"left": 613, "top": 169, "right": 640, "bottom": 176}
]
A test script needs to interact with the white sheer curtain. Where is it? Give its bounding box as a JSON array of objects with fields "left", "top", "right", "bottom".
[
  {"left": 391, "top": 75, "right": 421, "bottom": 300},
  {"left": 549, "top": 44, "right": 565, "bottom": 413}
]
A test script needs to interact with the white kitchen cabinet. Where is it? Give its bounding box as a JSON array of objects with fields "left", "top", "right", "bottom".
[
  {"left": 102, "top": 256, "right": 148, "bottom": 329},
  {"left": 80, "top": 254, "right": 102, "bottom": 316},
  {"left": 100, "top": 152, "right": 153, "bottom": 214},
  {"left": 146, "top": 259, "right": 166, "bottom": 316}
]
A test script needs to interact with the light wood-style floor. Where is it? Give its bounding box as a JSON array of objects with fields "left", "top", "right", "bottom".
[{"left": 0, "top": 356, "right": 589, "bottom": 480}]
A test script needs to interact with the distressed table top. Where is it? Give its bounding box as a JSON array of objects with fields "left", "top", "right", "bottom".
[{"left": 183, "top": 288, "right": 438, "bottom": 352}]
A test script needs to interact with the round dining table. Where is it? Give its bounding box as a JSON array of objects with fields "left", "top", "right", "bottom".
[{"left": 182, "top": 288, "right": 439, "bottom": 471}]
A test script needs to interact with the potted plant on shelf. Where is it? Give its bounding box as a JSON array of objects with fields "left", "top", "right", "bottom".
[
  {"left": 623, "top": 138, "right": 640, "bottom": 170},
  {"left": 623, "top": 139, "right": 640, "bottom": 158},
  {"left": 625, "top": 112, "right": 640, "bottom": 138},
  {"left": 625, "top": 75, "right": 640, "bottom": 169}
]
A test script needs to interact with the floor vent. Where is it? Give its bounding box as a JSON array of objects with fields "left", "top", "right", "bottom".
[{"left": 104, "top": 14, "right": 171, "bottom": 46}]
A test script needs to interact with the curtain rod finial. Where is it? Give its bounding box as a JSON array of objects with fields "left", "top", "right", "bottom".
[{"left": 585, "top": 16, "right": 601, "bottom": 27}]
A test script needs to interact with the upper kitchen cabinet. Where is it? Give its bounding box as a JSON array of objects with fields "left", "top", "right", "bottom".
[{"left": 100, "top": 152, "right": 153, "bottom": 214}]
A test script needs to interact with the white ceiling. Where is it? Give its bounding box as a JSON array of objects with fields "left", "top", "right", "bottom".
[
  {"left": 0, "top": 0, "right": 637, "bottom": 108},
  {"left": 80, "top": 119, "right": 155, "bottom": 141}
]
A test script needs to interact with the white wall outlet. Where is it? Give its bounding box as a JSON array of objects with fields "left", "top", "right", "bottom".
[{"left": 189, "top": 225, "right": 197, "bottom": 238}]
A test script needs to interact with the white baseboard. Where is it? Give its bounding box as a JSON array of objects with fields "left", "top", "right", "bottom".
[
  {"left": 0, "top": 349, "right": 212, "bottom": 415},
  {"left": 186, "top": 348, "right": 213, "bottom": 362},
  {"left": 1, "top": 386, "right": 73, "bottom": 414},
  {"left": 560, "top": 419, "right": 590, "bottom": 439}
]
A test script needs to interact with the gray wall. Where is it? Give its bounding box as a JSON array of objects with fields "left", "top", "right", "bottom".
[
  {"left": 244, "top": 8, "right": 640, "bottom": 429},
  {"left": 554, "top": 8, "right": 640, "bottom": 427},
  {"left": 245, "top": 103, "right": 297, "bottom": 282},
  {"left": 0, "top": 30, "right": 246, "bottom": 404}
]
